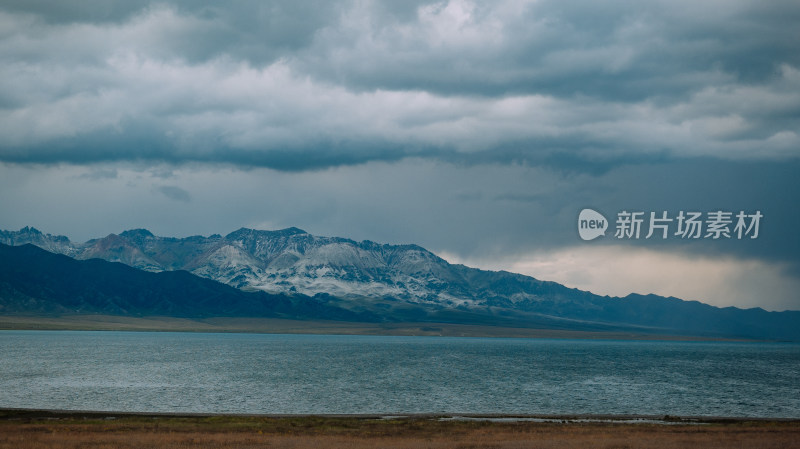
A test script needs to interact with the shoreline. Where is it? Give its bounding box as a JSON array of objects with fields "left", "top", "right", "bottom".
[
  {"left": 0, "top": 315, "right": 769, "bottom": 341},
  {"left": 2, "top": 408, "right": 798, "bottom": 449},
  {"left": 3, "top": 408, "right": 798, "bottom": 424}
]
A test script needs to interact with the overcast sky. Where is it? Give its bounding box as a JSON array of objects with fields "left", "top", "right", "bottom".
[{"left": 1, "top": 0, "right": 798, "bottom": 311}]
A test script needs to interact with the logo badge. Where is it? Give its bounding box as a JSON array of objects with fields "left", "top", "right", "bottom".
[{"left": 578, "top": 208, "right": 608, "bottom": 241}]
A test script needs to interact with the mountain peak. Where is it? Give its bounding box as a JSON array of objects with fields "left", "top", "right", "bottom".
[
  {"left": 0, "top": 227, "right": 72, "bottom": 253},
  {"left": 225, "top": 227, "right": 308, "bottom": 240},
  {"left": 18, "top": 226, "right": 42, "bottom": 235},
  {"left": 120, "top": 229, "right": 155, "bottom": 238},
  {"left": 224, "top": 227, "right": 255, "bottom": 239}
]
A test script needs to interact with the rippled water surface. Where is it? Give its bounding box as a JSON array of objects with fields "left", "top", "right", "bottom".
[{"left": 1, "top": 331, "right": 798, "bottom": 417}]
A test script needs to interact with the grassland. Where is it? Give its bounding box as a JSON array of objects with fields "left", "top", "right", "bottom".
[
  {"left": 0, "top": 314, "right": 736, "bottom": 340},
  {"left": 1, "top": 411, "right": 798, "bottom": 449}
]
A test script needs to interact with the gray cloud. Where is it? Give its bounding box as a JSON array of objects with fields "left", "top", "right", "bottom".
[
  {"left": 298, "top": 0, "right": 800, "bottom": 98},
  {"left": 156, "top": 185, "right": 191, "bottom": 202},
  {"left": 75, "top": 168, "right": 118, "bottom": 180},
  {"left": 0, "top": 0, "right": 797, "bottom": 171}
]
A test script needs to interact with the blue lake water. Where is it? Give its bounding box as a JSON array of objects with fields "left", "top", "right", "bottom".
[{"left": 0, "top": 331, "right": 798, "bottom": 417}]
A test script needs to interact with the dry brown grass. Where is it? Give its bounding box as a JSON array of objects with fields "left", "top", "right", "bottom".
[
  {"left": 1, "top": 414, "right": 798, "bottom": 449},
  {"left": 0, "top": 315, "right": 739, "bottom": 340}
]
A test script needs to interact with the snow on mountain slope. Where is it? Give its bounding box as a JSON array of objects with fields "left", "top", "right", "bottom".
[
  {"left": 0, "top": 226, "right": 77, "bottom": 257},
  {"left": 81, "top": 233, "right": 163, "bottom": 271},
  {"left": 0, "top": 226, "right": 493, "bottom": 307},
  {"left": 191, "top": 243, "right": 265, "bottom": 289}
]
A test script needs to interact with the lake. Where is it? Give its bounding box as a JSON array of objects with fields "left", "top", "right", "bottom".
[{"left": 0, "top": 331, "right": 798, "bottom": 417}]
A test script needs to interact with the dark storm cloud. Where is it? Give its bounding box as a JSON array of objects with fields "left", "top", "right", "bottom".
[
  {"left": 0, "top": 0, "right": 798, "bottom": 171},
  {"left": 400, "top": 157, "right": 799, "bottom": 272},
  {"left": 0, "top": 0, "right": 147, "bottom": 24},
  {"left": 564, "top": 158, "right": 800, "bottom": 270},
  {"left": 0, "top": 0, "right": 336, "bottom": 63},
  {"left": 300, "top": 0, "right": 800, "bottom": 98}
]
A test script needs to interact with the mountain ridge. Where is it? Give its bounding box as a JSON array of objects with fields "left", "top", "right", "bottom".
[
  {"left": 1, "top": 226, "right": 798, "bottom": 340},
  {"left": 0, "top": 243, "right": 375, "bottom": 322}
]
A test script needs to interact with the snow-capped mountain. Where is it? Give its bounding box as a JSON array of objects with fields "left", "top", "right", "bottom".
[
  {"left": 0, "top": 226, "right": 523, "bottom": 307},
  {"left": 3, "top": 226, "right": 799, "bottom": 340},
  {"left": 0, "top": 226, "right": 78, "bottom": 257}
]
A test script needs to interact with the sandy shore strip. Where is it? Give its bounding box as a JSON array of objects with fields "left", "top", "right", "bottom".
[{"left": 1, "top": 409, "right": 799, "bottom": 449}]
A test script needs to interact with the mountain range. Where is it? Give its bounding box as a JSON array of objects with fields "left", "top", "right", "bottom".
[
  {"left": 1, "top": 226, "right": 798, "bottom": 340},
  {"left": 0, "top": 243, "right": 371, "bottom": 321}
]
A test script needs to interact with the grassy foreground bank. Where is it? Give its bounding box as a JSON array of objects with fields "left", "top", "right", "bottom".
[{"left": 1, "top": 411, "right": 798, "bottom": 449}]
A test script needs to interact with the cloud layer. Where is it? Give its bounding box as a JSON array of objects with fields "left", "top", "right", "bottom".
[{"left": 1, "top": 0, "right": 798, "bottom": 170}]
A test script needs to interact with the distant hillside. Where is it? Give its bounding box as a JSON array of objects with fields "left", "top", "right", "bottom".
[{"left": 0, "top": 243, "right": 373, "bottom": 322}]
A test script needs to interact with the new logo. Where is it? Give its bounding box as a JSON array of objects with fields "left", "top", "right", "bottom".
[{"left": 578, "top": 209, "right": 608, "bottom": 241}]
